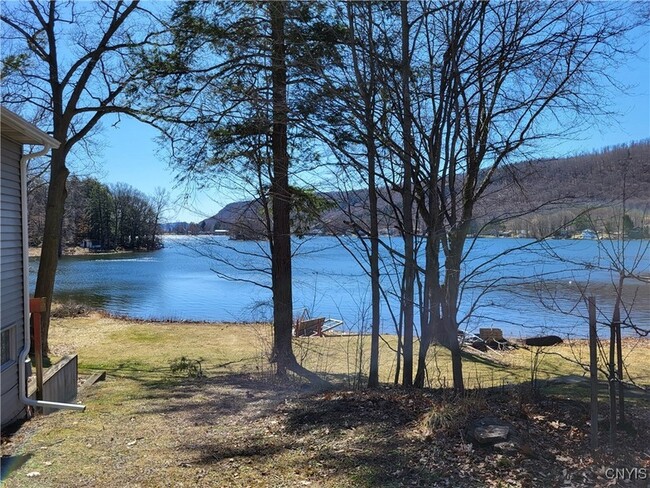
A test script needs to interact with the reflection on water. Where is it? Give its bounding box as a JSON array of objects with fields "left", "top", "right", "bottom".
[{"left": 30, "top": 236, "right": 649, "bottom": 337}]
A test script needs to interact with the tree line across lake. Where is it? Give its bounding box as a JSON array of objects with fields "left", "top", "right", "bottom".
[{"left": 28, "top": 177, "right": 167, "bottom": 252}]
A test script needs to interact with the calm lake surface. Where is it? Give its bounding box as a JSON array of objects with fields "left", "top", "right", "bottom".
[{"left": 30, "top": 236, "right": 649, "bottom": 338}]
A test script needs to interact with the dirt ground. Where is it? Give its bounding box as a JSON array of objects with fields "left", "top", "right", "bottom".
[{"left": 2, "top": 372, "right": 649, "bottom": 488}]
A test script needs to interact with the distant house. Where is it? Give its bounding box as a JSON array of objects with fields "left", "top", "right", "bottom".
[
  {"left": 80, "top": 238, "right": 102, "bottom": 250},
  {"left": 1, "top": 107, "right": 60, "bottom": 428},
  {"left": 581, "top": 229, "right": 598, "bottom": 240}
]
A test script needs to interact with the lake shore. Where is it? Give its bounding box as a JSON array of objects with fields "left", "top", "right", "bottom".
[{"left": 29, "top": 246, "right": 140, "bottom": 258}]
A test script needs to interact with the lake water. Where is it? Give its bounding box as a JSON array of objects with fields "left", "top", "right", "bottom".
[{"left": 30, "top": 236, "right": 649, "bottom": 338}]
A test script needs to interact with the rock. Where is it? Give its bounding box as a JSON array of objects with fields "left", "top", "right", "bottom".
[
  {"left": 468, "top": 417, "right": 515, "bottom": 445},
  {"left": 493, "top": 441, "right": 518, "bottom": 453},
  {"left": 525, "top": 335, "right": 563, "bottom": 347},
  {"left": 473, "top": 425, "right": 510, "bottom": 444}
]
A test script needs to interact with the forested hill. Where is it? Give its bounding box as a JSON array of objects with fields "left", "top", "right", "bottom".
[
  {"left": 200, "top": 141, "right": 650, "bottom": 238},
  {"left": 488, "top": 141, "right": 650, "bottom": 211}
]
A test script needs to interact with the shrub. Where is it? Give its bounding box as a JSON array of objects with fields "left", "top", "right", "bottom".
[{"left": 169, "top": 356, "right": 204, "bottom": 378}]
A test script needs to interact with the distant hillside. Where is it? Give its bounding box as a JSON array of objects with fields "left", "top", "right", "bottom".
[
  {"left": 160, "top": 222, "right": 189, "bottom": 233},
  {"left": 200, "top": 141, "right": 650, "bottom": 238},
  {"left": 482, "top": 141, "right": 650, "bottom": 212}
]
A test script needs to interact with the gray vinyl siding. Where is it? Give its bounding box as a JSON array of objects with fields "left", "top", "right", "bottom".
[{"left": 1, "top": 136, "right": 26, "bottom": 427}]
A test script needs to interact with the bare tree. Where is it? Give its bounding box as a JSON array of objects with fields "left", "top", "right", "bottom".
[
  {"left": 1, "top": 0, "right": 160, "bottom": 351},
  {"left": 403, "top": 0, "right": 641, "bottom": 391},
  {"left": 344, "top": 2, "right": 383, "bottom": 388}
]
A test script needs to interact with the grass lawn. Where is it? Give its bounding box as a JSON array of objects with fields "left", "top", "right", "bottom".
[{"left": 1, "top": 314, "right": 648, "bottom": 487}]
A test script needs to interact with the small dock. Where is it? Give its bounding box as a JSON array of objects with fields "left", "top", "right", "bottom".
[{"left": 294, "top": 314, "right": 344, "bottom": 337}]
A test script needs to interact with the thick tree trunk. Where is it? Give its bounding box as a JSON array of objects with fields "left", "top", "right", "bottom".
[
  {"left": 33, "top": 147, "right": 69, "bottom": 354},
  {"left": 269, "top": 1, "right": 295, "bottom": 378},
  {"left": 414, "top": 229, "right": 440, "bottom": 388},
  {"left": 438, "top": 236, "right": 465, "bottom": 392},
  {"left": 413, "top": 285, "right": 431, "bottom": 388}
]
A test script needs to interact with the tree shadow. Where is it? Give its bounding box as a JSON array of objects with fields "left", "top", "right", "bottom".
[
  {"left": 168, "top": 381, "right": 443, "bottom": 486},
  {"left": 190, "top": 437, "right": 289, "bottom": 466},
  {"left": 77, "top": 368, "right": 650, "bottom": 487},
  {"left": 460, "top": 350, "right": 511, "bottom": 369},
  {"left": 137, "top": 372, "right": 313, "bottom": 419},
  {"left": 1, "top": 453, "right": 33, "bottom": 481}
]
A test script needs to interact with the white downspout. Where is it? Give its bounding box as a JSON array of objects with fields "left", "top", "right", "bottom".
[{"left": 17, "top": 145, "right": 86, "bottom": 412}]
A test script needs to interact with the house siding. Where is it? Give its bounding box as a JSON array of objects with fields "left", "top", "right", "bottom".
[{"left": 1, "top": 136, "right": 26, "bottom": 428}]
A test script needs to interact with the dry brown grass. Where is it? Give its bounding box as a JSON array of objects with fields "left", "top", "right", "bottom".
[
  {"left": 2, "top": 315, "right": 649, "bottom": 487},
  {"left": 46, "top": 313, "right": 650, "bottom": 389}
]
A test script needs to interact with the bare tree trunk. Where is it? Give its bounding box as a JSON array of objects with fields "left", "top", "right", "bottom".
[
  {"left": 6, "top": 1, "right": 142, "bottom": 353},
  {"left": 440, "top": 290, "right": 464, "bottom": 392},
  {"left": 400, "top": 0, "right": 415, "bottom": 387},
  {"left": 33, "top": 146, "right": 68, "bottom": 354},
  {"left": 609, "top": 307, "right": 617, "bottom": 445},
  {"left": 366, "top": 101, "right": 380, "bottom": 388},
  {"left": 394, "top": 321, "right": 402, "bottom": 385},
  {"left": 346, "top": 2, "right": 381, "bottom": 388},
  {"left": 439, "top": 234, "right": 466, "bottom": 392},
  {"left": 414, "top": 229, "right": 441, "bottom": 388}
]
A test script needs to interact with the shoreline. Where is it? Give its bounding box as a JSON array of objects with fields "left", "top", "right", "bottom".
[
  {"left": 29, "top": 246, "right": 145, "bottom": 258},
  {"left": 53, "top": 309, "right": 650, "bottom": 346}
]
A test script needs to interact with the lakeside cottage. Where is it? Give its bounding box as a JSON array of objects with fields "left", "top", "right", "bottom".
[
  {"left": 1, "top": 107, "right": 61, "bottom": 428},
  {"left": 581, "top": 229, "right": 598, "bottom": 240},
  {"left": 80, "top": 238, "right": 102, "bottom": 250}
]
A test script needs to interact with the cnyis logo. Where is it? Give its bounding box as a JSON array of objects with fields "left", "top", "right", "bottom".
[{"left": 605, "top": 468, "right": 648, "bottom": 481}]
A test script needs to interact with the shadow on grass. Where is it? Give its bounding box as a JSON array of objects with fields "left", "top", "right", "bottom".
[
  {"left": 76, "top": 363, "right": 650, "bottom": 487},
  {"left": 157, "top": 374, "right": 444, "bottom": 486},
  {"left": 280, "top": 390, "right": 443, "bottom": 486},
  {"left": 191, "top": 437, "right": 288, "bottom": 465},
  {"left": 135, "top": 372, "right": 309, "bottom": 418},
  {"left": 460, "top": 350, "right": 510, "bottom": 369},
  {"left": 1, "top": 453, "right": 33, "bottom": 481}
]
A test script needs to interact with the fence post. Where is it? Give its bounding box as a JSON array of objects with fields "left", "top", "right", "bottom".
[
  {"left": 588, "top": 296, "right": 598, "bottom": 450},
  {"left": 608, "top": 303, "right": 617, "bottom": 446},
  {"left": 30, "top": 297, "right": 47, "bottom": 403}
]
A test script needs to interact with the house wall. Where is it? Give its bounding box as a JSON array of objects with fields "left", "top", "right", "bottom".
[{"left": 1, "top": 136, "right": 26, "bottom": 428}]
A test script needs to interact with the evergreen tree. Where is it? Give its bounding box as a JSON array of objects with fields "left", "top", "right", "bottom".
[{"left": 137, "top": 1, "right": 342, "bottom": 384}]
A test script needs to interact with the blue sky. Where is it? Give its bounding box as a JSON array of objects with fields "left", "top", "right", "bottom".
[{"left": 99, "top": 32, "right": 650, "bottom": 224}]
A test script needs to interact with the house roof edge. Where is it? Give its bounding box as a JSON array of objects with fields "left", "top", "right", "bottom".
[{"left": 0, "top": 106, "right": 61, "bottom": 149}]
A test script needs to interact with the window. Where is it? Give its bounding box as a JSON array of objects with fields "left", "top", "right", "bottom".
[{"left": 1, "top": 327, "right": 14, "bottom": 367}]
